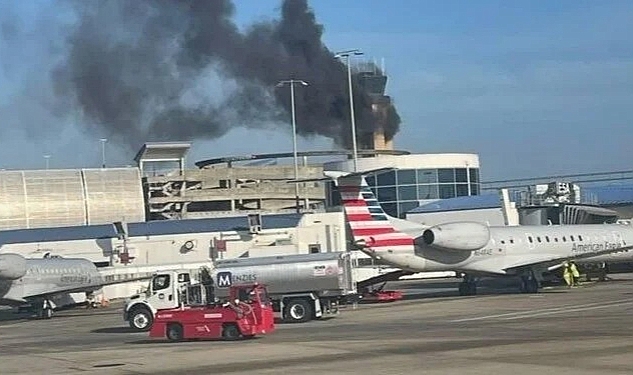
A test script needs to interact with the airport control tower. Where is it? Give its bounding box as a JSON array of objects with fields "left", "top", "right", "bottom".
[{"left": 354, "top": 60, "right": 396, "bottom": 152}]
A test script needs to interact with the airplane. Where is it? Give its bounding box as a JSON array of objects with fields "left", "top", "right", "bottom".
[
  {"left": 306, "top": 169, "right": 633, "bottom": 296},
  {"left": 0, "top": 252, "right": 147, "bottom": 319}
]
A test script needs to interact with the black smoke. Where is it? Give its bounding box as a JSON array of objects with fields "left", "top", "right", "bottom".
[{"left": 51, "top": 0, "right": 401, "bottom": 150}]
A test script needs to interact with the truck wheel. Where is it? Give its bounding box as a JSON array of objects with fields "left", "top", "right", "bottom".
[
  {"left": 283, "top": 299, "right": 312, "bottom": 323},
  {"left": 166, "top": 324, "right": 183, "bottom": 342},
  {"left": 222, "top": 324, "right": 240, "bottom": 341},
  {"left": 129, "top": 307, "right": 153, "bottom": 332}
]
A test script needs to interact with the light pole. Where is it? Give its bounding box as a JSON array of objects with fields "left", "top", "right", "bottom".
[
  {"left": 335, "top": 49, "right": 363, "bottom": 172},
  {"left": 99, "top": 138, "right": 107, "bottom": 168},
  {"left": 276, "top": 79, "right": 309, "bottom": 213},
  {"left": 43, "top": 155, "right": 50, "bottom": 170}
]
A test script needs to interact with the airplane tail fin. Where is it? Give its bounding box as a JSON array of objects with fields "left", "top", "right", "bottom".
[
  {"left": 288, "top": 168, "right": 414, "bottom": 252},
  {"left": 335, "top": 172, "right": 414, "bottom": 251}
]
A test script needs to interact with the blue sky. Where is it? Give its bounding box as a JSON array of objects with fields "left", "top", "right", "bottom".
[{"left": 1, "top": 0, "right": 632, "bottom": 180}]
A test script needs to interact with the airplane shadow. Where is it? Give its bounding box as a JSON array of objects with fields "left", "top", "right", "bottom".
[{"left": 352, "top": 279, "right": 578, "bottom": 306}]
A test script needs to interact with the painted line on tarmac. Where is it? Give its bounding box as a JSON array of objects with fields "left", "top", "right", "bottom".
[
  {"left": 450, "top": 298, "right": 633, "bottom": 323},
  {"left": 501, "top": 300, "right": 633, "bottom": 320},
  {"left": 0, "top": 322, "right": 23, "bottom": 329}
]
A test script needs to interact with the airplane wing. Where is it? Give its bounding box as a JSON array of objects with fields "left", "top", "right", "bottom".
[
  {"left": 502, "top": 246, "right": 633, "bottom": 273},
  {"left": 22, "top": 275, "right": 153, "bottom": 301}
]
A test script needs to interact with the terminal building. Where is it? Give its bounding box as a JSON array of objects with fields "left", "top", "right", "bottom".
[
  {"left": 324, "top": 153, "right": 480, "bottom": 218},
  {"left": 0, "top": 138, "right": 482, "bottom": 299},
  {"left": 2, "top": 136, "right": 633, "bottom": 301},
  {"left": 407, "top": 180, "right": 633, "bottom": 227}
]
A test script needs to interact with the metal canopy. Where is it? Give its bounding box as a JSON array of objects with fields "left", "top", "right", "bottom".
[{"left": 134, "top": 142, "right": 192, "bottom": 164}]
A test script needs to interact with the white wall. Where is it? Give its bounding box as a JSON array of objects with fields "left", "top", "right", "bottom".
[{"left": 0, "top": 212, "right": 347, "bottom": 266}]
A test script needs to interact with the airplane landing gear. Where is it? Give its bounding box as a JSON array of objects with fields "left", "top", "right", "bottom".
[
  {"left": 36, "top": 299, "right": 54, "bottom": 319},
  {"left": 519, "top": 269, "right": 541, "bottom": 294},
  {"left": 458, "top": 274, "right": 477, "bottom": 296}
]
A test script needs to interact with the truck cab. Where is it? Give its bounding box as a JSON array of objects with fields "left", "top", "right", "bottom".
[{"left": 124, "top": 270, "right": 197, "bottom": 331}]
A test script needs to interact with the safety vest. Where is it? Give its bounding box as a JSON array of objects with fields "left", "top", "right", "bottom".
[{"left": 570, "top": 263, "right": 580, "bottom": 278}]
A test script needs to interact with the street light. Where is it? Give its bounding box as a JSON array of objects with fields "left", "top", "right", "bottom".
[
  {"left": 335, "top": 49, "right": 364, "bottom": 172},
  {"left": 99, "top": 138, "right": 107, "bottom": 168},
  {"left": 276, "top": 79, "right": 309, "bottom": 213},
  {"left": 43, "top": 155, "right": 50, "bottom": 170}
]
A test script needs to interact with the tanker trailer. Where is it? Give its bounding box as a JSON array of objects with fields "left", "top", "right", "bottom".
[
  {"left": 124, "top": 251, "right": 357, "bottom": 330},
  {"left": 212, "top": 251, "right": 356, "bottom": 323}
]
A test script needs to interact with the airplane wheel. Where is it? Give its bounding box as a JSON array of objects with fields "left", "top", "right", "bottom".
[
  {"left": 526, "top": 279, "right": 539, "bottom": 293},
  {"left": 458, "top": 283, "right": 467, "bottom": 296},
  {"left": 459, "top": 282, "right": 476, "bottom": 296},
  {"left": 520, "top": 277, "right": 538, "bottom": 293},
  {"left": 41, "top": 308, "right": 53, "bottom": 319},
  {"left": 468, "top": 283, "right": 477, "bottom": 295}
]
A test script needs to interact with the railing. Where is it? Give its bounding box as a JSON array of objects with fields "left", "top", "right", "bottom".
[{"left": 481, "top": 170, "right": 633, "bottom": 190}]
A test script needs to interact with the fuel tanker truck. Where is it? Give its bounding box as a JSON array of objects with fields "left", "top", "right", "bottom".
[{"left": 123, "top": 252, "right": 357, "bottom": 331}]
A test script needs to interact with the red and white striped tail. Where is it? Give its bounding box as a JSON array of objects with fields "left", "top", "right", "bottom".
[{"left": 338, "top": 175, "right": 414, "bottom": 250}]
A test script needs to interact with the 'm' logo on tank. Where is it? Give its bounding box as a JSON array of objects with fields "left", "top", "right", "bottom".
[{"left": 216, "top": 271, "right": 232, "bottom": 287}]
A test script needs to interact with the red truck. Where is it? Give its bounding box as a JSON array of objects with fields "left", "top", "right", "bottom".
[{"left": 149, "top": 283, "right": 275, "bottom": 342}]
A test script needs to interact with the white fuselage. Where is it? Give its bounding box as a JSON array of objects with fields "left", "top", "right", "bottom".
[
  {"left": 374, "top": 224, "right": 633, "bottom": 276},
  {"left": 0, "top": 258, "right": 103, "bottom": 305}
]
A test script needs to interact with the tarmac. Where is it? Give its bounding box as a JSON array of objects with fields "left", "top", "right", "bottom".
[{"left": 1, "top": 276, "right": 633, "bottom": 375}]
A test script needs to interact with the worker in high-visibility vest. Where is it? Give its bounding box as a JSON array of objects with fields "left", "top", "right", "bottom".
[
  {"left": 570, "top": 261, "right": 581, "bottom": 286},
  {"left": 562, "top": 262, "right": 573, "bottom": 288}
]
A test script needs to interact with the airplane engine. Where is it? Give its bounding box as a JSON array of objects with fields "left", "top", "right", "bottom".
[
  {"left": 0, "top": 253, "right": 27, "bottom": 280},
  {"left": 417, "top": 222, "right": 490, "bottom": 252}
]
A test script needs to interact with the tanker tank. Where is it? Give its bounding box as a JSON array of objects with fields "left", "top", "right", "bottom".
[{"left": 212, "top": 252, "right": 355, "bottom": 298}]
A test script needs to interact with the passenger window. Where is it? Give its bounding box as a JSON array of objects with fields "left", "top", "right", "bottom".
[
  {"left": 510, "top": 239, "right": 514, "bottom": 244},
  {"left": 537, "top": 237, "right": 542, "bottom": 243},
  {"left": 562, "top": 236, "right": 566, "bottom": 242},
  {"left": 554, "top": 238, "right": 558, "bottom": 242},
  {"left": 528, "top": 236, "right": 533, "bottom": 243},
  {"left": 570, "top": 235, "right": 575, "bottom": 241},
  {"left": 500, "top": 240, "right": 505, "bottom": 244},
  {"left": 545, "top": 236, "right": 550, "bottom": 242},
  {"left": 579, "top": 235, "right": 583, "bottom": 241}
]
